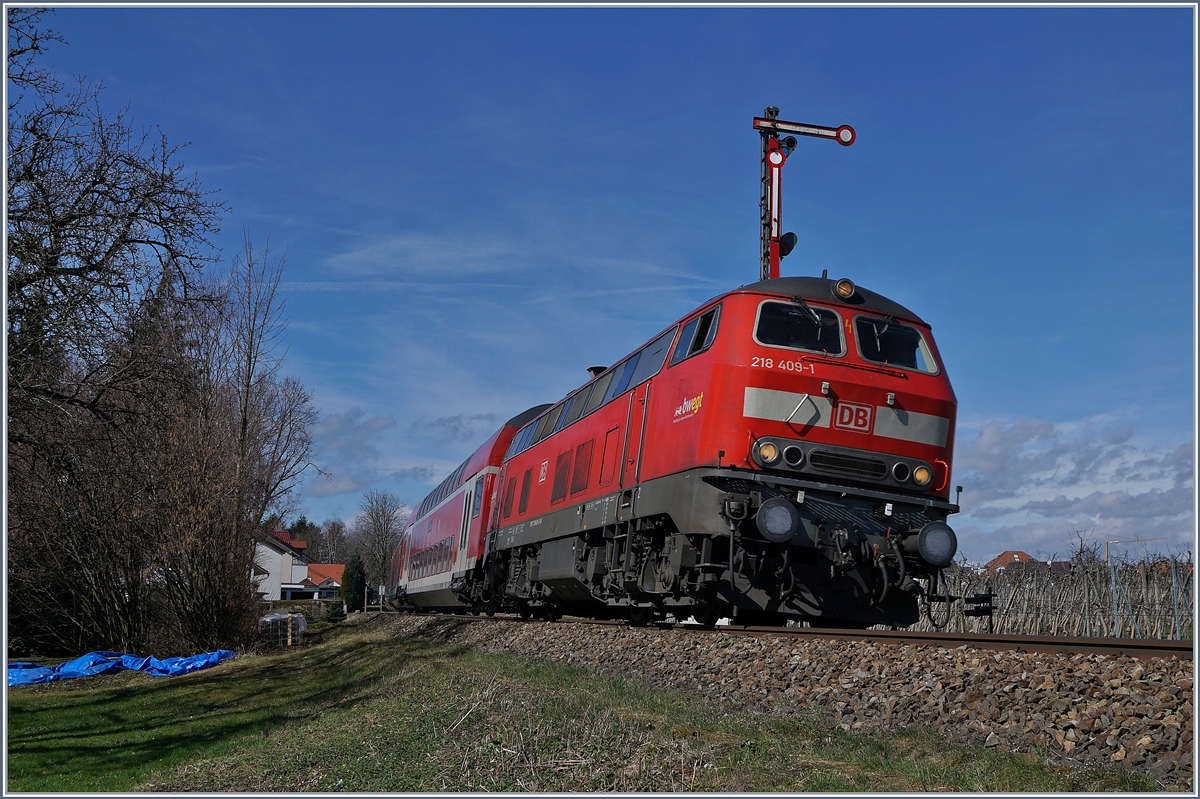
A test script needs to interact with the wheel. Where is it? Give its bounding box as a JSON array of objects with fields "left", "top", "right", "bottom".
[
  {"left": 543, "top": 605, "right": 562, "bottom": 622},
  {"left": 690, "top": 605, "right": 719, "bottom": 629},
  {"left": 629, "top": 607, "right": 653, "bottom": 627}
]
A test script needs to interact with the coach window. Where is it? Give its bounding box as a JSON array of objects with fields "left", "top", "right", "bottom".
[
  {"left": 472, "top": 477, "right": 485, "bottom": 518},
  {"left": 854, "top": 315, "right": 939, "bottom": 374},
  {"left": 754, "top": 301, "right": 844, "bottom": 356},
  {"left": 670, "top": 307, "right": 720, "bottom": 366}
]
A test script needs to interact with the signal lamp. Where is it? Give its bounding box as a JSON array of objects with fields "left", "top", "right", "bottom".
[
  {"left": 913, "top": 465, "right": 932, "bottom": 486},
  {"left": 755, "top": 441, "right": 781, "bottom": 465},
  {"left": 833, "top": 278, "right": 856, "bottom": 300},
  {"left": 892, "top": 462, "right": 910, "bottom": 482},
  {"left": 783, "top": 445, "right": 804, "bottom": 466},
  {"left": 780, "top": 232, "right": 798, "bottom": 257}
]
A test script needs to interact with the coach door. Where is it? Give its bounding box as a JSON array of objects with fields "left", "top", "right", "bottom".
[{"left": 455, "top": 476, "right": 474, "bottom": 572}]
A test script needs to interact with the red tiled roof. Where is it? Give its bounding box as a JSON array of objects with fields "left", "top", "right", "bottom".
[
  {"left": 270, "top": 530, "right": 307, "bottom": 551},
  {"left": 985, "top": 550, "right": 1038, "bottom": 571},
  {"left": 309, "top": 563, "right": 344, "bottom": 585}
]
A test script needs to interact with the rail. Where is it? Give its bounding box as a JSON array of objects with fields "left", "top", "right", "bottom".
[{"left": 400, "top": 612, "right": 1194, "bottom": 661}]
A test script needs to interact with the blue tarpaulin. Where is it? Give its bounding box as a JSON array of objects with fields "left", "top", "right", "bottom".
[{"left": 7, "top": 649, "right": 236, "bottom": 687}]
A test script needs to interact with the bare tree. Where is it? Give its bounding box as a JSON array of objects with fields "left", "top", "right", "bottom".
[
  {"left": 317, "top": 518, "right": 348, "bottom": 564},
  {"left": 6, "top": 11, "right": 316, "bottom": 655},
  {"left": 350, "top": 490, "right": 409, "bottom": 590},
  {"left": 154, "top": 237, "right": 316, "bottom": 651}
]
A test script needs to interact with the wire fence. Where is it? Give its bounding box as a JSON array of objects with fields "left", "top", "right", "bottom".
[{"left": 906, "top": 556, "right": 1194, "bottom": 640}]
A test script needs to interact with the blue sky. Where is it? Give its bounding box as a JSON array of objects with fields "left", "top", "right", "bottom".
[{"left": 32, "top": 6, "right": 1194, "bottom": 562}]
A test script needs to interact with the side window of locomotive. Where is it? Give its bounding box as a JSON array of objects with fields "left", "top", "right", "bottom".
[
  {"left": 558, "top": 385, "right": 592, "bottom": 430},
  {"left": 580, "top": 369, "right": 616, "bottom": 417},
  {"left": 854, "top": 316, "right": 938, "bottom": 374},
  {"left": 670, "top": 307, "right": 720, "bottom": 366},
  {"left": 625, "top": 326, "right": 678, "bottom": 387},
  {"left": 532, "top": 403, "right": 565, "bottom": 445},
  {"left": 602, "top": 354, "right": 641, "bottom": 405},
  {"left": 754, "top": 301, "right": 844, "bottom": 355},
  {"left": 516, "top": 422, "right": 536, "bottom": 454}
]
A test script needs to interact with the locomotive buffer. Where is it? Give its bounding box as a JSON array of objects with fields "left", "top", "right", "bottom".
[{"left": 753, "top": 107, "right": 855, "bottom": 282}]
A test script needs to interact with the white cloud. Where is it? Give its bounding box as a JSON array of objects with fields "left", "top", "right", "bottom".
[
  {"left": 410, "top": 413, "right": 501, "bottom": 445},
  {"left": 306, "top": 408, "right": 396, "bottom": 498},
  {"left": 323, "top": 234, "right": 534, "bottom": 278},
  {"left": 951, "top": 416, "right": 1193, "bottom": 562}
]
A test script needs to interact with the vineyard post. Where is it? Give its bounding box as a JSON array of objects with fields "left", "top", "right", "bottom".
[{"left": 1170, "top": 559, "right": 1182, "bottom": 640}]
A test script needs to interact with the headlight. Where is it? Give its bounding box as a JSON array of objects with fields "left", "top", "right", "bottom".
[
  {"left": 917, "top": 521, "right": 957, "bottom": 567},
  {"left": 783, "top": 445, "right": 804, "bottom": 466},
  {"left": 912, "top": 464, "right": 932, "bottom": 486},
  {"left": 755, "top": 441, "right": 780, "bottom": 465},
  {"left": 832, "top": 278, "right": 856, "bottom": 300},
  {"left": 756, "top": 496, "right": 800, "bottom": 543},
  {"left": 891, "top": 462, "right": 910, "bottom": 482}
]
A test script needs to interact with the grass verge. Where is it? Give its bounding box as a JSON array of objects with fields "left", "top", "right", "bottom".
[{"left": 7, "top": 623, "right": 1156, "bottom": 792}]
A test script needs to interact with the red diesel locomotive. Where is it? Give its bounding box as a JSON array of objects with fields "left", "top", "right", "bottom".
[
  {"left": 387, "top": 109, "right": 960, "bottom": 628},
  {"left": 389, "top": 274, "right": 959, "bottom": 628}
]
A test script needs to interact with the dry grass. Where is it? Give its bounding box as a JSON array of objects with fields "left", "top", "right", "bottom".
[{"left": 9, "top": 623, "right": 1156, "bottom": 792}]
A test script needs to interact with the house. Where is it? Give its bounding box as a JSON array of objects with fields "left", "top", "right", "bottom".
[
  {"left": 307, "top": 563, "right": 345, "bottom": 600},
  {"left": 984, "top": 550, "right": 1037, "bottom": 574},
  {"left": 253, "top": 530, "right": 310, "bottom": 601},
  {"left": 985, "top": 550, "right": 1073, "bottom": 577}
]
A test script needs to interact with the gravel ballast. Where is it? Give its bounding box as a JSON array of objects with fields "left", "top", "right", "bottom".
[{"left": 378, "top": 614, "right": 1194, "bottom": 790}]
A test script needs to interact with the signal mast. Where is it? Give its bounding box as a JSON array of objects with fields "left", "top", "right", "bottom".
[{"left": 753, "top": 107, "right": 855, "bottom": 281}]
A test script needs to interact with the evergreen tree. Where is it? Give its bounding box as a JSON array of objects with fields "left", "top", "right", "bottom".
[{"left": 342, "top": 554, "right": 366, "bottom": 612}]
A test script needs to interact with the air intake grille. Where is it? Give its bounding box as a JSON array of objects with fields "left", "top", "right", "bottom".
[{"left": 809, "top": 450, "right": 887, "bottom": 480}]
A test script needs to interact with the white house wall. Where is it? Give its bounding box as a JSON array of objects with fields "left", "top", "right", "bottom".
[{"left": 254, "top": 543, "right": 284, "bottom": 601}]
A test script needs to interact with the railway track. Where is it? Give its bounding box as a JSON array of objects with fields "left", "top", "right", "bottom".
[{"left": 387, "top": 611, "right": 1193, "bottom": 661}]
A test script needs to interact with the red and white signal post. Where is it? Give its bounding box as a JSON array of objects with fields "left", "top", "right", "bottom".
[{"left": 753, "top": 107, "right": 855, "bottom": 281}]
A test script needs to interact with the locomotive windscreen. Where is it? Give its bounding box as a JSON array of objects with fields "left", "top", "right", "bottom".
[
  {"left": 854, "top": 316, "right": 938, "bottom": 373},
  {"left": 754, "top": 301, "right": 844, "bottom": 355}
]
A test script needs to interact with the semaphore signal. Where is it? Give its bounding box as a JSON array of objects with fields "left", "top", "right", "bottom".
[{"left": 753, "top": 106, "right": 855, "bottom": 281}]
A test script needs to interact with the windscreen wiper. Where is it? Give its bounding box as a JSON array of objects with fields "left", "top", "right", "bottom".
[{"left": 789, "top": 295, "right": 822, "bottom": 326}]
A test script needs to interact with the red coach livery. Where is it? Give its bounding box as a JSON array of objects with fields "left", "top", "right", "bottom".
[
  {"left": 388, "top": 108, "right": 960, "bottom": 628},
  {"left": 389, "top": 274, "right": 959, "bottom": 628}
]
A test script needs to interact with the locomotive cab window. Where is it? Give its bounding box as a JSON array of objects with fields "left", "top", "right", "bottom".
[
  {"left": 754, "top": 301, "right": 844, "bottom": 355},
  {"left": 670, "top": 306, "right": 720, "bottom": 366},
  {"left": 854, "top": 315, "right": 938, "bottom": 374}
]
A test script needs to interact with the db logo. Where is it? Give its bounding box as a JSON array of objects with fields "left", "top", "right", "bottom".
[
  {"left": 538, "top": 460, "right": 549, "bottom": 484},
  {"left": 834, "top": 401, "right": 873, "bottom": 433}
]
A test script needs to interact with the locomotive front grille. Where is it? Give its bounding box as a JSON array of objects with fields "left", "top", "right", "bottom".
[{"left": 808, "top": 450, "right": 888, "bottom": 480}]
